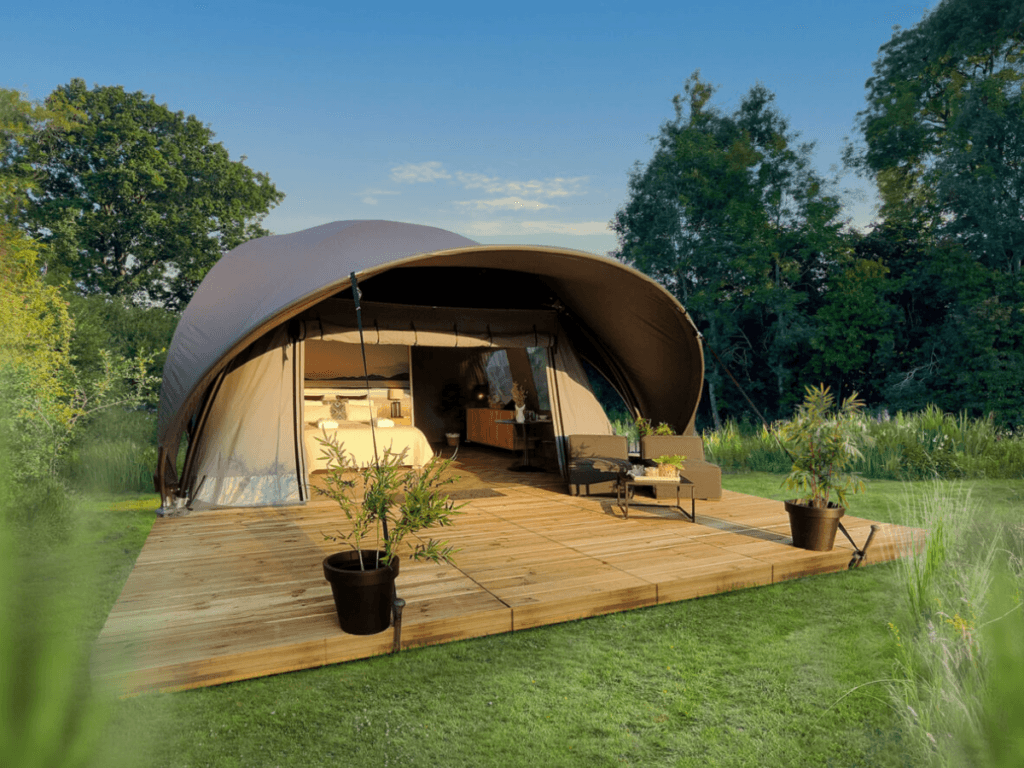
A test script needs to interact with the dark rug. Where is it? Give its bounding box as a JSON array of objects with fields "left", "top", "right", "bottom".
[{"left": 447, "top": 488, "right": 506, "bottom": 501}]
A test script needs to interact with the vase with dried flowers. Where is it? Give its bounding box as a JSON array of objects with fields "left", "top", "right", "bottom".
[{"left": 512, "top": 381, "right": 527, "bottom": 423}]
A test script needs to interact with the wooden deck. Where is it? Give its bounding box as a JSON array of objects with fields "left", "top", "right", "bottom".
[{"left": 92, "top": 446, "right": 917, "bottom": 697}]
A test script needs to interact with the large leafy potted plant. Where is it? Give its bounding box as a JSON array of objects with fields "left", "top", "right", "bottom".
[
  {"left": 316, "top": 432, "right": 464, "bottom": 634},
  {"left": 778, "top": 384, "right": 870, "bottom": 551}
]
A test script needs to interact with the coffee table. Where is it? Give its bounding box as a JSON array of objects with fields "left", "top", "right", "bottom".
[{"left": 616, "top": 474, "right": 695, "bottom": 521}]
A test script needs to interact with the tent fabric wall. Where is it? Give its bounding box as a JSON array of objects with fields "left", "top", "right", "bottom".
[
  {"left": 547, "top": 326, "right": 614, "bottom": 474},
  {"left": 181, "top": 325, "right": 307, "bottom": 509}
]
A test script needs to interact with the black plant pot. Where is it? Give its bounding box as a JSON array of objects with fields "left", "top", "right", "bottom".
[
  {"left": 784, "top": 500, "right": 845, "bottom": 551},
  {"left": 322, "top": 550, "right": 399, "bottom": 635}
]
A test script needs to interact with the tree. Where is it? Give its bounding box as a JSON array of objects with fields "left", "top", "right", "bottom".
[
  {"left": 852, "top": 0, "right": 1024, "bottom": 273},
  {"left": 15, "top": 80, "right": 284, "bottom": 309},
  {"left": 808, "top": 254, "right": 898, "bottom": 402},
  {"left": 848, "top": 0, "right": 1024, "bottom": 424},
  {"left": 612, "top": 73, "right": 849, "bottom": 427},
  {"left": 0, "top": 222, "right": 159, "bottom": 481},
  {"left": 0, "top": 88, "right": 76, "bottom": 221}
]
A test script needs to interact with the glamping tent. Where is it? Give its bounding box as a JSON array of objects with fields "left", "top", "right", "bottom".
[{"left": 156, "top": 220, "right": 704, "bottom": 510}]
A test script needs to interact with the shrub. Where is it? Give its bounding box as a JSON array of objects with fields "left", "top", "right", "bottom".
[{"left": 703, "top": 406, "right": 1024, "bottom": 481}]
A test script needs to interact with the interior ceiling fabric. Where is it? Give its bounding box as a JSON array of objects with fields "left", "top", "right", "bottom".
[
  {"left": 301, "top": 298, "right": 559, "bottom": 348},
  {"left": 157, "top": 220, "right": 704, "bottom": 489}
]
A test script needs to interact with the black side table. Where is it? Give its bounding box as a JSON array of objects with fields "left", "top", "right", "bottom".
[{"left": 495, "top": 419, "right": 546, "bottom": 472}]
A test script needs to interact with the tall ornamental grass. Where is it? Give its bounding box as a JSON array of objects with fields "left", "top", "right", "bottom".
[
  {"left": 62, "top": 408, "right": 186, "bottom": 495},
  {"left": 703, "top": 406, "right": 1024, "bottom": 481},
  {"left": 886, "top": 481, "right": 1024, "bottom": 766},
  {"left": 64, "top": 439, "right": 157, "bottom": 494}
]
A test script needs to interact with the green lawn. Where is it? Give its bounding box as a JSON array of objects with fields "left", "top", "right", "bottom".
[{"left": 12, "top": 475, "right": 1024, "bottom": 767}]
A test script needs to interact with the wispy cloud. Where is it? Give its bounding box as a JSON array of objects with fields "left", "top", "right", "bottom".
[
  {"left": 455, "top": 197, "right": 555, "bottom": 212},
  {"left": 360, "top": 188, "right": 400, "bottom": 205},
  {"left": 522, "top": 220, "right": 610, "bottom": 236},
  {"left": 387, "top": 163, "right": 588, "bottom": 201},
  {"left": 455, "top": 172, "right": 586, "bottom": 198},
  {"left": 390, "top": 161, "right": 451, "bottom": 183},
  {"left": 459, "top": 220, "right": 611, "bottom": 237}
]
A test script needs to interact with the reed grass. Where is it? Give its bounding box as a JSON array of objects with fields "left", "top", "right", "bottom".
[
  {"left": 62, "top": 408, "right": 186, "bottom": 495},
  {"left": 65, "top": 439, "right": 157, "bottom": 494},
  {"left": 703, "top": 407, "right": 1024, "bottom": 481},
  {"left": 886, "top": 481, "right": 1024, "bottom": 766}
]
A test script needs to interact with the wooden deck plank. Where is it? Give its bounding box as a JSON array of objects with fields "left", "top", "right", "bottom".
[{"left": 92, "top": 446, "right": 921, "bottom": 696}]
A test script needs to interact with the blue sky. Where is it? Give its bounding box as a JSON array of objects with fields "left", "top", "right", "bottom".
[{"left": 4, "top": 0, "right": 937, "bottom": 255}]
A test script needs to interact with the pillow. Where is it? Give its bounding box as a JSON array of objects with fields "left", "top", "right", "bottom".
[
  {"left": 343, "top": 400, "right": 373, "bottom": 423},
  {"left": 328, "top": 397, "right": 372, "bottom": 423},
  {"left": 316, "top": 419, "right": 339, "bottom": 429},
  {"left": 375, "top": 418, "right": 395, "bottom": 428},
  {"left": 306, "top": 402, "right": 334, "bottom": 424}
]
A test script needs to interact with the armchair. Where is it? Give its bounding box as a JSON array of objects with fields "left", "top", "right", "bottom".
[
  {"left": 640, "top": 434, "right": 722, "bottom": 501},
  {"left": 567, "top": 434, "right": 632, "bottom": 497}
]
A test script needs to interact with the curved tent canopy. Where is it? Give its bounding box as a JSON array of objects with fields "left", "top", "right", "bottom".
[{"left": 156, "top": 220, "right": 704, "bottom": 504}]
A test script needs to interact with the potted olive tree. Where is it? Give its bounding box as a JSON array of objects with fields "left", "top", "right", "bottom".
[
  {"left": 316, "top": 431, "right": 465, "bottom": 634},
  {"left": 778, "top": 384, "right": 871, "bottom": 551}
]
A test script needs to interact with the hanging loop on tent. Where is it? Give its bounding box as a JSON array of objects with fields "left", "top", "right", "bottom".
[{"left": 701, "top": 334, "right": 873, "bottom": 568}]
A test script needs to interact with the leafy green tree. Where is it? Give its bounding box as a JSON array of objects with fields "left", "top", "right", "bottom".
[
  {"left": 0, "top": 221, "right": 76, "bottom": 482},
  {"left": 847, "top": 1, "right": 1024, "bottom": 425},
  {"left": 64, "top": 294, "right": 178, "bottom": 409},
  {"left": 0, "top": 222, "right": 159, "bottom": 481},
  {"left": 852, "top": 0, "right": 1024, "bottom": 273},
  {"left": 0, "top": 88, "right": 76, "bottom": 221},
  {"left": 612, "top": 73, "right": 848, "bottom": 426},
  {"left": 14, "top": 79, "right": 284, "bottom": 309},
  {"left": 808, "top": 255, "right": 898, "bottom": 402}
]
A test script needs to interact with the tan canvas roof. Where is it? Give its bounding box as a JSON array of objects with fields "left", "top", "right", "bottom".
[{"left": 158, "top": 220, "right": 704, "bottom": 464}]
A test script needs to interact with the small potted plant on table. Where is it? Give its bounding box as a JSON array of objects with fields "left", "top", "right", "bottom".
[
  {"left": 778, "top": 384, "right": 871, "bottom": 551},
  {"left": 316, "top": 432, "right": 465, "bottom": 634},
  {"left": 648, "top": 454, "right": 686, "bottom": 478}
]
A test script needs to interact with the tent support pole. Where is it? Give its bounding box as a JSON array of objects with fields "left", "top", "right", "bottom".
[{"left": 351, "top": 272, "right": 387, "bottom": 544}]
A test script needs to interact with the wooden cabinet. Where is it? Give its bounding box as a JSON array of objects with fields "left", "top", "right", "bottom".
[{"left": 466, "top": 408, "right": 518, "bottom": 450}]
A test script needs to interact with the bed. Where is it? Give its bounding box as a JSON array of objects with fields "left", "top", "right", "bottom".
[
  {"left": 303, "top": 396, "right": 433, "bottom": 471},
  {"left": 304, "top": 422, "right": 434, "bottom": 471}
]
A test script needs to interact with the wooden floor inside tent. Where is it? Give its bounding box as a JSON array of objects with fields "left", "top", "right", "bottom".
[{"left": 92, "top": 444, "right": 919, "bottom": 697}]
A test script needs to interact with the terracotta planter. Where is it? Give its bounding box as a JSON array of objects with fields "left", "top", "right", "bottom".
[
  {"left": 323, "top": 550, "right": 399, "bottom": 635},
  {"left": 785, "top": 500, "right": 845, "bottom": 551}
]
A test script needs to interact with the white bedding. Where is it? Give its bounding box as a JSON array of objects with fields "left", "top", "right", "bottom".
[{"left": 304, "top": 421, "right": 434, "bottom": 471}]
